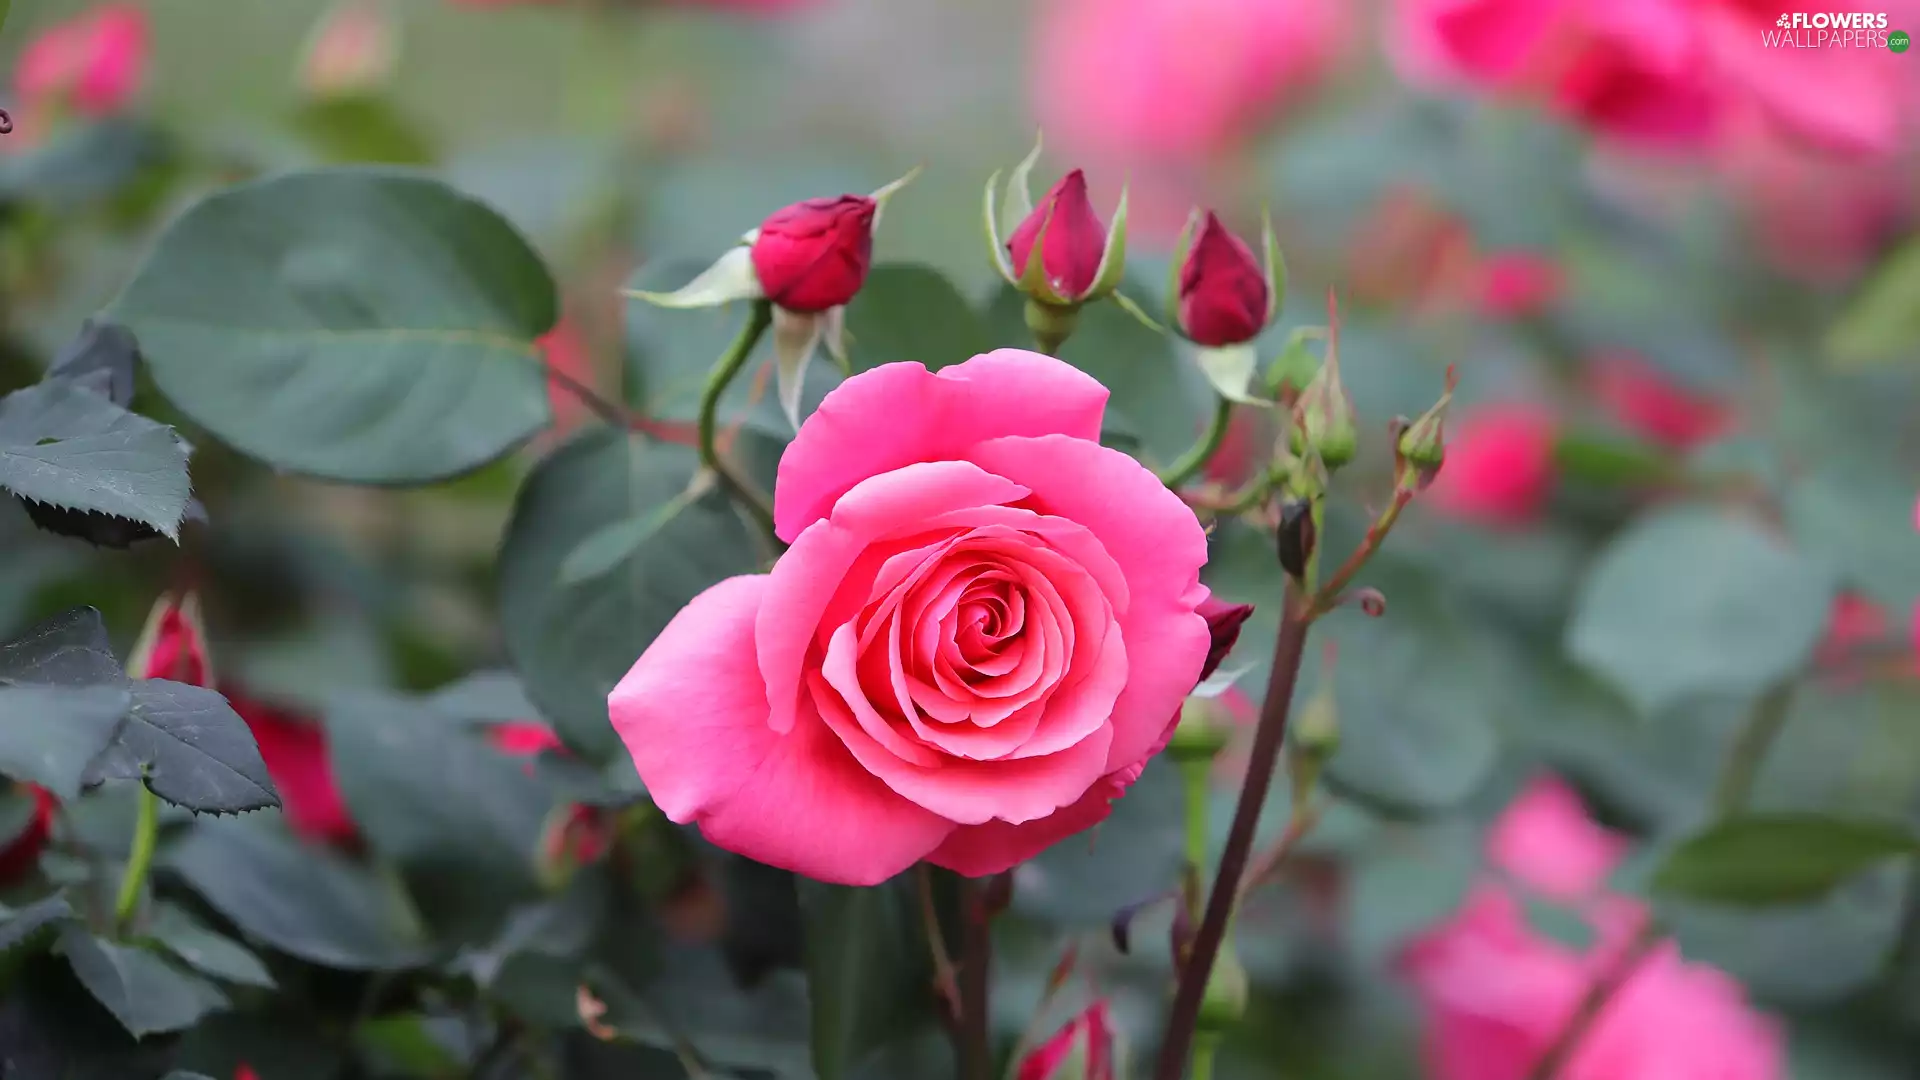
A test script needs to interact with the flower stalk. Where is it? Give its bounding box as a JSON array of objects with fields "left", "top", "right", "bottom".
[{"left": 698, "top": 300, "right": 777, "bottom": 539}]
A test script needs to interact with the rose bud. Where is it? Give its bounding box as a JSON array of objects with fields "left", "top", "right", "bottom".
[
  {"left": 630, "top": 168, "right": 920, "bottom": 430},
  {"left": 1168, "top": 207, "right": 1288, "bottom": 401},
  {"left": 1018, "top": 1000, "right": 1121, "bottom": 1080},
  {"left": 1177, "top": 212, "right": 1271, "bottom": 347},
  {"left": 984, "top": 135, "right": 1133, "bottom": 352},
  {"left": 0, "top": 784, "right": 58, "bottom": 885}
]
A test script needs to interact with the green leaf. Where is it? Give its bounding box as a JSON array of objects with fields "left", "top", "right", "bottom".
[
  {"left": 799, "top": 878, "right": 937, "bottom": 1080},
  {"left": 0, "top": 119, "right": 171, "bottom": 209},
  {"left": 1825, "top": 235, "right": 1920, "bottom": 366},
  {"left": 1653, "top": 814, "right": 1920, "bottom": 906},
  {"left": 1347, "top": 820, "right": 1479, "bottom": 963},
  {"left": 0, "top": 379, "right": 192, "bottom": 541},
  {"left": 83, "top": 680, "right": 280, "bottom": 814},
  {"left": 498, "top": 432, "right": 763, "bottom": 758},
  {"left": 842, "top": 263, "right": 993, "bottom": 373},
  {"left": 1566, "top": 506, "right": 1836, "bottom": 717},
  {"left": 1785, "top": 465, "right": 1920, "bottom": 611},
  {"left": 0, "top": 893, "right": 75, "bottom": 954},
  {"left": 587, "top": 948, "right": 814, "bottom": 1075},
  {"left": 59, "top": 926, "right": 229, "bottom": 1037},
  {"left": 110, "top": 168, "right": 556, "bottom": 484},
  {"left": 165, "top": 815, "right": 429, "bottom": 971},
  {"left": 145, "top": 904, "right": 276, "bottom": 989},
  {"left": 289, "top": 94, "right": 437, "bottom": 166},
  {"left": 326, "top": 691, "right": 551, "bottom": 881}
]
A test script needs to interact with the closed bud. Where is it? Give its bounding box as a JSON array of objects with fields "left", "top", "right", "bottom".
[
  {"left": 129, "top": 591, "right": 212, "bottom": 686},
  {"left": 299, "top": 0, "right": 399, "bottom": 99},
  {"left": 1197, "top": 597, "right": 1255, "bottom": 681},
  {"left": 1290, "top": 294, "right": 1358, "bottom": 470},
  {"left": 986, "top": 135, "right": 1129, "bottom": 329},
  {"left": 751, "top": 195, "right": 877, "bottom": 313},
  {"left": 1397, "top": 365, "right": 1458, "bottom": 491},
  {"left": 1276, "top": 496, "right": 1316, "bottom": 581},
  {"left": 1196, "top": 947, "right": 1249, "bottom": 1032},
  {"left": 1017, "top": 1000, "right": 1118, "bottom": 1080},
  {"left": 537, "top": 804, "right": 613, "bottom": 892},
  {"left": 1175, "top": 212, "right": 1270, "bottom": 347},
  {"left": 1166, "top": 694, "right": 1235, "bottom": 764}
]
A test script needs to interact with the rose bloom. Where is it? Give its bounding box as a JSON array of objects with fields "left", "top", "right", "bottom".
[
  {"left": 15, "top": 3, "right": 148, "bottom": 117},
  {"left": 1425, "top": 402, "right": 1558, "bottom": 525},
  {"left": 610, "top": 351, "right": 1213, "bottom": 885},
  {"left": 1402, "top": 773, "right": 1783, "bottom": 1080},
  {"left": 1032, "top": 0, "right": 1350, "bottom": 162},
  {"left": 1582, "top": 351, "right": 1732, "bottom": 451}
]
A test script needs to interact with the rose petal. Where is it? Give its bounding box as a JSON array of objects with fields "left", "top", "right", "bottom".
[
  {"left": 774, "top": 352, "right": 1109, "bottom": 542},
  {"left": 965, "top": 434, "right": 1211, "bottom": 771},
  {"left": 926, "top": 760, "right": 1146, "bottom": 877},
  {"left": 611, "top": 575, "right": 952, "bottom": 885}
]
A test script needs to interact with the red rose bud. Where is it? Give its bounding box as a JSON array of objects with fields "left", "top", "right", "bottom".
[
  {"left": 1177, "top": 213, "right": 1270, "bottom": 346},
  {"left": 129, "top": 592, "right": 212, "bottom": 685},
  {"left": 1198, "top": 597, "right": 1254, "bottom": 682},
  {"left": 1007, "top": 170, "right": 1107, "bottom": 303},
  {"left": 1018, "top": 1000, "right": 1118, "bottom": 1080},
  {"left": 0, "top": 784, "right": 59, "bottom": 885},
  {"left": 237, "top": 694, "right": 360, "bottom": 847},
  {"left": 749, "top": 195, "right": 876, "bottom": 313}
]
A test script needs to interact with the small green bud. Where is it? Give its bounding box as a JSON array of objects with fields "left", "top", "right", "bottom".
[
  {"left": 1196, "top": 946, "right": 1249, "bottom": 1032},
  {"left": 1166, "top": 694, "right": 1235, "bottom": 763},
  {"left": 1397, "top": 364, "right": 1458, "bottom": 492},
  {"left": 1291, "top": 335, "right": 1358, "bottom": 470}
]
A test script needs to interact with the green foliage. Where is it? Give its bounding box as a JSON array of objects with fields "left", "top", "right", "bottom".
[
  {"left": 1567, "top": 506, "right": 1837, "bottom": 717},
  {"left": 799, "top": 877, "right": 941, "bottom": 1080},
  {"left": 111, "top": 168, "right": 556, "bottom": 484},
  {"left": 0, "top": 378, "right": 192, "bottom": 542},
  {"left": 58, "top": 926, "right": 230, "bottom": 1038},
  {"left": 1653, "top": 814, "right": 1920, "bottom": 906}
]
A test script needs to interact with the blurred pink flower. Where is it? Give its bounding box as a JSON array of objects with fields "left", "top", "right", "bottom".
[
  {"left": 1426, "top": 403, "right": 1558, "bottom": 525},
  {"left": 1583, "top": 352, "right": 1732, "bottom": 451},
  {"left": 1715, "top": 108, "right": 1910, "bottom": 281},
  {"left": 300, "top": 0, "right": 399, "bottom": 99},
  {"left": 1472, "top": 250, "right": 1562, "bottom": 318},
  {"left": 16, "top": 3, "right": 149, "bottom": 117},
  {"left": 1485, "top": 774, "right": 1629, "bottom": 902},
  {"left": 1402, "top": 886, "right": 1783, "bottom": 1080},
  {"left": 1031, "top": 0, "right": 1350, "bottom": 163}
]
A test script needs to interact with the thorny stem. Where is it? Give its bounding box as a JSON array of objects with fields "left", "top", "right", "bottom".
[
  {"left": 917, "top": 864, "right": 962, "bottom": 1026},
  {"left": 698, "top": 300, "right": 777, "bottom": 540},
  {"left": 1309, "top": 488, "right": 1413, "bottom": 616},
  {"left": 1159, "top": 394, "right": 1236, "bottom": 490},
  {"left": 1525, "top": 681, "right": 1799, "bottom": 1080},
  {"left": 113, "top": 782, "right": 159, "bottom": 934},
  {"left": 959, "top": 876, "right": 994, "bottom": 1080},
  {"left": 1155, "top": 586, "right": 1313, "bottom": 1080}
]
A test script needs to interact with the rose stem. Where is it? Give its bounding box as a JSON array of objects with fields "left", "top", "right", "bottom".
[
  {"left": 1158, "top": 394, "right": 1235, "bottom": 490},
  {"left": 959, "top": 876, "right": 994, "bottom": 1080},
  {"left": 696, "top": 299, "right": 777, "bottom": 539},
  {"left": 1522, "top": 681, "right": 1798, "bottom": 1080},
  {"left": 1154, "top": 584, "right": 1312, "bottom": 1080}
]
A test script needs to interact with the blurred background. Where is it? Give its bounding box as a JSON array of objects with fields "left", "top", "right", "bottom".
[{"left": 3, "top": 0, "right": 1920, "bottom": 1077}]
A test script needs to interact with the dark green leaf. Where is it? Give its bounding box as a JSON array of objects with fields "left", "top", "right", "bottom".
[
  {"left": 498, "top": 431, "right": 763, "bottom": 757},
  {"left": 424, "top": 670, "right": 542, "bottom": 726},
  {"left": 588, "top": 949, "right": 813, "bottom": 1075},
  {"left": 0, "top": 119, "right": 171, "bottom": 208},
  {"left": 0, "top": 607, "right": 118, "bottom": 682},
  {"left": 110, "top": 168, "right": 556, "bottom": 484},
  {"left": 843, "top": 264, "right": 993, "bottom": 372},
  {"left": 1653, "top": 814, "right": 1920, "bottom": 906},
  {"left": 1347, "top": 820, "right": 1479, "bottom": 963},
  {"left": 1566, "top": 506, "right": 1836, "bottom": 717},
  {"left": 83, "top": 679, "right": 280, "bottom": 814},
  {"left": 0, "top": 954, "right": 168, "bottom": 1080},
  {"left": 1785, "top": 465, "right": 1920, "bottom": 612},
  {"left": 0, "top": 685, "right": 129, "bottom": 800},
  {"left": 1826, "top": 235, "right": 1920, "bottom": 366},
  {"left": 0, "top": 892, "right": 75, "bottom": 954},
  {"left": 146, "top": 903, "right": 276, "bottom": 989},
  {"left": 165, "top": 815, "right": 430, "bottom": 971},
  {"left": 327, "top": 691, "right": 551, "bottom": 880},
  {"left": 0, "top": 379, "right": 192, "bottom": 541},
  {"left": 799, "top": 878, "right": 937, "bottom": 1080},
  {"left": 59, "top": 926, "right": 229, "bottom": 1037}
]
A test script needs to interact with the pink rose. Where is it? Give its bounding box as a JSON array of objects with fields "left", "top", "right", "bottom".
[
  {"left": 1403, "top": 887, "right": 1782, "bottom": 1080},
  {"left": 1583, "top": 352, "right": 1732, "bottom": 451},
  {"left": 1032, "top": 0, "right": 1350, "bottom": 162},
  {"left": 1472, "top": 251, "right": 1562, "bottom": 319},
  {"left": 1426, "top": 403, "right": 1558, "bottom": 525},
  {"left": 16, "top": 3, "right": 149, "bottom": 117},
  {"left": 609, "top": 351, "right": 1213, "bottom": 885},
  {"left": 1485, "top": 774, "right": 1629, "bottom": 902},
  {"left": 1716, "top": 109, "right": 1910, "bottom": 281}
]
